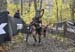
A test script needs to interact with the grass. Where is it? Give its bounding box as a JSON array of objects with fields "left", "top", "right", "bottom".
[{"left": 48, "top": 34, "right": 73, "bottom": 43}]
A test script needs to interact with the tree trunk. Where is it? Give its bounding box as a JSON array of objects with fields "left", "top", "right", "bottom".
[
  {"left": 0, "top": 0, "right": 7, "bottom": 12},
  {"left": 63, "top": 21, "right": 67, "bottom": 36},
  {"left": 55, "top": 0, "right": 59, "bottom": 22},
  {"left": 60, "top": 2, "right": 62, "bottom": 22},
  {"left": 71, "top": 0, "right": 75, "bottom": 21},
  {"left": 34, "top": 0, "right": 37, "bottom": 12},
  {"left": 21, "top": 0, "right": 23, "bottom": 15},
  {"left": 55, "top": 0, "right": 59, "bottom": 33}
]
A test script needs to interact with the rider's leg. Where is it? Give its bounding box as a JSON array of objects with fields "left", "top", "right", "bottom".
[
  {"left": 32, "top": 31, "right": 37, "bottom": 42},
  {"left": 44, "top": 30, "right": 46, "bottom": 37},
  {"left": 26, "top": 33, "right": 30, "bottom": 42},
  {"left": 33, "top": 35, "right": 37, "bottom": 42},
  {"left": 38, "top": 32, "right": 41, "bottom": 43}
]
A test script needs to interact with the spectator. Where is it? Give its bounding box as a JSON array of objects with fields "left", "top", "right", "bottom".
[{"left": 14, "top": 10, "right": 20, "bottom": 18}]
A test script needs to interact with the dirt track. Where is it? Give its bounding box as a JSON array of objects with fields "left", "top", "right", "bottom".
[{"left": 7, "top": 34, "right": 75, "bottom": 52}]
